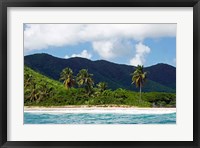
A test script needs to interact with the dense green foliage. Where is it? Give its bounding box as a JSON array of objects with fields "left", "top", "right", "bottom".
[
  {"left": 24, "top": 66, "right": 176, "bottom": 107},
  {"left": 25, "top": 53, "right": 176, "bottom": 92}
]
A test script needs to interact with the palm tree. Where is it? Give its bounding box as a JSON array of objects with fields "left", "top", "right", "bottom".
[
  {"left": 37, "top": 82, "right": 54, "bottom": 103},
  {"left": 60, "top": 67, "right": 75, "bottom": 89},
  {"left": 131, "top": 65, "right": 147, "bottom": 100},
  {"left": 76, "top": 69, "right": 94, "bottom": 95},
  {"left": 97, "top": 82, "right": 108, "bottom": 93}
]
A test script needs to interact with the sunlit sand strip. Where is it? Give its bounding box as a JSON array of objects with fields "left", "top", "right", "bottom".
[{"left": 24, "top": 106, "right": 176, "bottom": 114}]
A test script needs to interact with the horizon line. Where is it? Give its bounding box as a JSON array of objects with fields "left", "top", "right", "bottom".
[{"left": 24, "top": 53, "right": 176, "bottom": 68}]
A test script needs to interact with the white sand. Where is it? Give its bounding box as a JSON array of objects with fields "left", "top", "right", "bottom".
[{"left": 24, "top": 106, "right": 176, "bottom": 114}]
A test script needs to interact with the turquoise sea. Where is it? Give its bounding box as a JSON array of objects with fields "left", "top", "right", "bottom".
[{"left": 24, "top": 112, "right": 176, "bottom": 124}]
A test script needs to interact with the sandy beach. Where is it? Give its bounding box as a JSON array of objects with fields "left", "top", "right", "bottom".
[{"left": 24, "top": 106, "right": 176, "bottom": 114}]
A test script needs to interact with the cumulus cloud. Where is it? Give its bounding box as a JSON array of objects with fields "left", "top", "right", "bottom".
[
  {"left": 129, "top": 42, "right": 151, "bottom": 66},
  {"left": 65, "top": 50, "right": 92, "bottom": 59},
  {"left": 92, "top": 39, "right": 133, "bottom": 60},
  {"left": 24, "top": 24, "right": 176, "bottom": 51},
  {"left": 24, "top": 24, "right": 176, "bottom": 64},
  {"left": 64, "top": 55, "right": 69, "bottom": 59},
  {"left": 24, "top": 24, "right": 84, "bottom": 51},
  {"left": 92, "top": 40, "right": 115, "bottom": 59}
]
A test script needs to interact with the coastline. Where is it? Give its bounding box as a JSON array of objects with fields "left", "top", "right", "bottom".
[{"left": 24, "top": 105, "right": 176, "bottom": 114}]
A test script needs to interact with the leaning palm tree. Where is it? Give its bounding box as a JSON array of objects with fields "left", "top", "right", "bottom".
[
  {"left": 60, "top": 67, "right": 75, "bottom": 89},
  {"left": 131, "top": 65, "right": 147, "bottom": 100},
  {"left": 76, "top": 69, "right": 94, "bottom": 95}
]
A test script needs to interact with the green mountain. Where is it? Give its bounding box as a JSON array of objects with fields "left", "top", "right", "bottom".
[
  {"left": 24, "top": 66, "right": 67, "bottom": 105},
  {"left": 24, "top": 53, "right": 176, "bottom": 93}
]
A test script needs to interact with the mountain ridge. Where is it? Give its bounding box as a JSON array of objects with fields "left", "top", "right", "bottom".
[
  {"left": 24, "top": 53, "right": 176, "bottom": 92},
  {"left": 25, "top": 53, "right": 175, "bottom": 68}
]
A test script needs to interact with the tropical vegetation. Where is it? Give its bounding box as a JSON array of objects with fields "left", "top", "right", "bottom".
[{"left": 24, "top": 65, "right": 176, "bottom": 107}]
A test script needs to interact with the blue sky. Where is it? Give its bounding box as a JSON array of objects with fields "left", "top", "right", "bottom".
[{"left": 24, "top": 24, "right": 176, "bottom": 67}]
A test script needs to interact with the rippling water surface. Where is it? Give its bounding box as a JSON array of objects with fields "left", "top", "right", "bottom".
[{"left": 24, "top": 112, "right": 176, "bottom": 124}]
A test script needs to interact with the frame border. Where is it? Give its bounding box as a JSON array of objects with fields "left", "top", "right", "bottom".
[{"left": 0, "top": 0, "right": 200, "bottom": 147}]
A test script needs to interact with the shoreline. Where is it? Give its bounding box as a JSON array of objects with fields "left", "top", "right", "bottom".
[
  {"left": 25, "top": 105, "right": 176, "bottom": 108},
  {"left": 24, "top": 105, "right": 176, "bottom": 114}
]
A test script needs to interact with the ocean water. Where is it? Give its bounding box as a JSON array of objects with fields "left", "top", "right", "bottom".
[{"left": 24, "top": 112, "right": 176, "bottom": 124}]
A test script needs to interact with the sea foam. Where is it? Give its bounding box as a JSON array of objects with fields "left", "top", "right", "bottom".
[{"left": 24, "top": 108, "right": 176, "bottom": 115}]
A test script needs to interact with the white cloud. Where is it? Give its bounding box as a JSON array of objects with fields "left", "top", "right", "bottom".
[
  {"left": 130, "top": 54, "right": 143, "bottom": 66},
  {"left": 92, "top": 39, "right": 133, "bottom": 60},
  {"left": 24, "top": 24, "right": 176, "bottom": 51},
  {"left": 24, "top": 24, "right": 84, "bottom": 51},
  {"left": 24, "top": 24, "right": 176, "bottom": 64},
  {"left": 92, "top": 40, "right": 115, "bottom": 59},
  {"left": 64, "top": 55, "right": 69, "bottom": 59},
  {"left": 71, "top": 50, "right": 92, "bottom": 59},
  {"left": 129, "top": 42, "right": 151, "bottom": 66}
]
